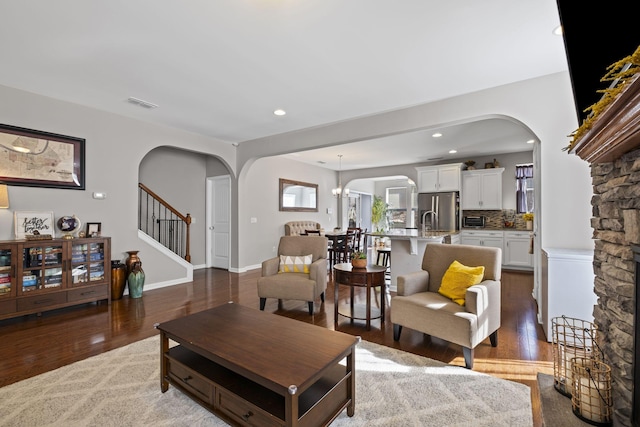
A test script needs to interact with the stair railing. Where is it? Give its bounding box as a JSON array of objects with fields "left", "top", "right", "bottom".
[{"left": 138, "top": 183, "right": 191, "bottom": 262}]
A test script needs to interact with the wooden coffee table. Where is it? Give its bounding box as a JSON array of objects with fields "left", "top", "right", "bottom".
[
  {"left": 333, "top": 263, "right": 386, "bottom": 331},
  {"left": 156, "top": 303, "right": 358, "bottom": 427}
]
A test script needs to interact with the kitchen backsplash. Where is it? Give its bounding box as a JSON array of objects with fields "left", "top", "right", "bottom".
[{"left": 462, "top": 209, "right": 530, "bottom": 229}]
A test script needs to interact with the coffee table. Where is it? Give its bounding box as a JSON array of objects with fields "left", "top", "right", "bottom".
[
  {"left": 333, "top": 263, "right": 386, "bottom": 331},
  {"left": 156, "top": 303, "right": 358, "bottom": 427}
]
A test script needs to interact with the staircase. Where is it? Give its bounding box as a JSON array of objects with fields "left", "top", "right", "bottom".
[{"left": 138, "top": 183, "right": 191, "bottom": 262}]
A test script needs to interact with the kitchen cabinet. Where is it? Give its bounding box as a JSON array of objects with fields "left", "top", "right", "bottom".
[
  {"left": 503, "top": 231, "right": 533, "bottom": 269},
  {"left": 460, "top": 230, "right": 504, "bottom": 251},
  {"left": 0, "top": 237, "right": 111, "bottom": 321},
  {"left": 416, "top": 163, "right": 462, "bottom": 192},
  {"left": 449, "top": 233, "right": 461, "bottom": 245},
  {"left": 461, "top": 168, "right": 504, "bottom": 210}
]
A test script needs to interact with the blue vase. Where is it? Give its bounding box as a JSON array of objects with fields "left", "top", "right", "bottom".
[{"left": 127, "top": 262, "right": 145, "bottom": 298}]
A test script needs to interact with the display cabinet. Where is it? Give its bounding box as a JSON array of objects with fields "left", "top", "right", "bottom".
[
  {"left": 0, "top": 243, "right": 17, "bottom": 317},
  {"left": 0, "top": 237, "right": 111, "bottom": 321}
]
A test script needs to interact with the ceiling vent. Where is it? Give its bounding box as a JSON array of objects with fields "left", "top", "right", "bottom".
[{"left": 127, "top": 97, "right": 158, "bottom": 109}]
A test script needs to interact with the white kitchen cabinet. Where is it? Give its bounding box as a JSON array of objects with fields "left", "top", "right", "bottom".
[
  {"left": 449, "top": 233, "right": 461, "bottom": 245},
  {"left": 461, "top": 168, "right": 504, "bottom": 210},
  {"left": 504, "top": 231, "right": 533, "bottom": 269},
  {"left": 416, "top": 164, "right": 462, "bottom": 193},
  {"left": 460, "top": 230, "right": 504, "bottom": 252}
]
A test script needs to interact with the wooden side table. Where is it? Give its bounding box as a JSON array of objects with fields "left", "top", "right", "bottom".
[{"left": 333, "top": 263, "right": 386, "bottom": 330}]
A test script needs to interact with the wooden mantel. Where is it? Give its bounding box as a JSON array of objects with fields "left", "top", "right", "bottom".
[{"left": 571, "top": 73, "right": 640, "bottom": 164}]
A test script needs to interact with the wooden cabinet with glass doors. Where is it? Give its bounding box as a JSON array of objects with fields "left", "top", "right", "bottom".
[{"left": 0, "top": 237, "right": 111, "bottom": 321}]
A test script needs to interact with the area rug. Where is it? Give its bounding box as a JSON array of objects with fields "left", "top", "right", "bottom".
[
  {"left": 537, "top": 373, "right": 591, "bottom": 427},
  {"left": 0, "top": 336, "right": 532, "bottom": 426}
]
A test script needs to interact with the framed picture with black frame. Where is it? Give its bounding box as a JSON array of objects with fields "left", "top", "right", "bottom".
[
  {"left": 0, "top": 123, "right": 85, "bottom": 190},
  {"left": 86, "top": 222, "right": 102, "bottom": 237}
]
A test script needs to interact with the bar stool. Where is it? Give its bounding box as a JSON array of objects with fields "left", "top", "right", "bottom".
[
  {"left": 376, "top": 247, "right": 391, "bottom": 281},
  {"left": 375, "top": 247, "right": 391, "bottom": 308}
]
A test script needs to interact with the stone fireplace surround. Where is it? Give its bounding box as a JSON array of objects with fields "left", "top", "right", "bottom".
[{"left": 572, "top": 73, "right": 640, "bottom": 427}]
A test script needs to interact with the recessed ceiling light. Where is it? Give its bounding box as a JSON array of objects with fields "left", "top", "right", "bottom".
[
  {"left": 526, "top": 139, "right": 535, "bottom": 144},
  {"left": 273, "top": 109, "right": 286, "bottom": 116},
  {"left": 553, "top": 25, "right": 563, "bottom": 36},
  {"left": 432, "top": 132, "right": 443, "bottom": 138},
  {"left": 449, "top": 149, "right": 457, "bottom": 154}
]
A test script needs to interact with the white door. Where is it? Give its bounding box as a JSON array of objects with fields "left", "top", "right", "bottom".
[{"left": 207, "top": 175, "right": 231, "bottom": 269}]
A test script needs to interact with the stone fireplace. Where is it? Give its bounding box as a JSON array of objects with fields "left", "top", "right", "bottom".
[{"left": 572, "top": 73, "right": 640, "bottom": 427}]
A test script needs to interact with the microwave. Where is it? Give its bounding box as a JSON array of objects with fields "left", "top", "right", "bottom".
[{"left": 463, "top": 216, "right": 486, "bottom": 228}]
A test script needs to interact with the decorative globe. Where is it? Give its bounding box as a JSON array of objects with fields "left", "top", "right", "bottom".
[{"left": 57, "top": 215, "right": 81, "bottom": 238}]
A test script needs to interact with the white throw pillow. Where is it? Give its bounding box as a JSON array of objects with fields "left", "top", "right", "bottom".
[{"left": 278, "top": 254, "right": 313, "bottom": 274}]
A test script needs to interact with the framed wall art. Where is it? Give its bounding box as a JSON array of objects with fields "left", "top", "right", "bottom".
[
  {"left": 14, "top": 211, "right": 55, "bottom": 239},
  {"left": 0, "top": 124, "right": 85, "bottom": 190},
  {"left": 86, "top": 222, "right": 102, "bottom": 237}
]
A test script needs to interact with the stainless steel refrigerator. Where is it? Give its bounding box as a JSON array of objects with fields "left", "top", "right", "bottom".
[{"left": 418, "top": 191, "right": 459, "bottom": 231}]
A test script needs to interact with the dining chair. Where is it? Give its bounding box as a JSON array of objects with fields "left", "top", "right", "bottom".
[
  {"left": 334, "top": 228, "right": 357, "bottom": 264},
  {"left": 347, "top": 227, "right": 362, "bottom": 252}
]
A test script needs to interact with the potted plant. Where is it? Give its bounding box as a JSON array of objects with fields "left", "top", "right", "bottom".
[
  {"left": 371, "top": 195, "right": 388, "bottom": 233},
  {"left": 522, "top": 212, "right": 534, "bottom": 230},
  {"left": 351, "top": 250, "right": 367, "bottom": 268}
]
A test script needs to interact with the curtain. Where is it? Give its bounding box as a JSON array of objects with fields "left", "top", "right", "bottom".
[{"left": 516, "top": 164, "right": 534, "bottom": 213}]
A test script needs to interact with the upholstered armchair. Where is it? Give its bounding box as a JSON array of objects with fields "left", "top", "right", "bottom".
[
  {"left": 391, "top": 243, "right": 502, "bottom": 369},
  {"left": 257, "top": 235, "right": 328, "bottom": 315}
]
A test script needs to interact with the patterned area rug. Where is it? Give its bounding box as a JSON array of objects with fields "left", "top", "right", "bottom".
[{"left": 0, "top": 336, "right": 532, "bottom": 426}]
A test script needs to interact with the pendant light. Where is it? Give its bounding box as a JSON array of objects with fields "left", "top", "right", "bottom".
[{"left": 332, "top": 154, "right": 350, "bottom": 198}]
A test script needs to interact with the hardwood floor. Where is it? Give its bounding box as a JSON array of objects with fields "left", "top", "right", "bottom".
[{"left": 0, "top": 267, "right": 552, "bottom": 426}]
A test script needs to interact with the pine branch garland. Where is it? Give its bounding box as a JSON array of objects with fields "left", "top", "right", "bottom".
[{"left": 565, "top": 44, "right": 640, "bottom": 152}]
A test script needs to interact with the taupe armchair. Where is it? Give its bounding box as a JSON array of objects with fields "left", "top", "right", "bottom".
[
  {"left": 257, "top": 236, "right": 328, "bottom": 315},
  {"left": 391, "top": 243, "right": 502, "bottom": 369}
]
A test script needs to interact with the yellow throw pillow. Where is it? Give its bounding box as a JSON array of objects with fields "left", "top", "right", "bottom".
[
  {"left": 438, "top": 260, "right": 485, "bottom": 305},
  {"left": 278, "top": 254, "right": 313, "bottom": 274}
]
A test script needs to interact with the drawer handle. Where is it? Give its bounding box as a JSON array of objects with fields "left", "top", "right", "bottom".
[
  {"left": 81, "top": 290, "right": 96, "bottom": 296},
  {"left": 35, "top": 299, "right": 53, "bottom": 305},
  {"left": 242, "top": 411, "right": 254, "bottom": 421},
  {"left": 181, "top": 375, "right": 192, "bottom": 383}
]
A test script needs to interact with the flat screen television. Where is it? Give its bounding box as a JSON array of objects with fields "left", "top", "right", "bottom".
[{"left": 556, "top": 0, "right": 639, "bottom": 125}]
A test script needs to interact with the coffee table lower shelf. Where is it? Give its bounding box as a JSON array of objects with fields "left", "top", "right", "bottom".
[{"left": 163, "top": 345, "right": 351, "bottom": 427}]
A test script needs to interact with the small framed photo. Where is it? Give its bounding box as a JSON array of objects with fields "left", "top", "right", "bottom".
[
  {"left": 86, "top": 222, "right": 102, "bottom": 237},
  {"left": 14, "top": 211, "right": 55, "bottom": 239}
]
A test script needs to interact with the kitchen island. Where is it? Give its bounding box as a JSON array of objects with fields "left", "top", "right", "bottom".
[{"left": 367, "top": 229, "right": 458, "bottom": 291}]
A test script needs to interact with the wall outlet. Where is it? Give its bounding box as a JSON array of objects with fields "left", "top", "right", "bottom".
[
  {"left": 250, "top": 217, "right": 257, "bottom": 223},
  {"left": 272, "top": 246, "right": 276, "bottom": 252},
  {"left": 326, "top": 208, "right": 333, "bottom": 214}
]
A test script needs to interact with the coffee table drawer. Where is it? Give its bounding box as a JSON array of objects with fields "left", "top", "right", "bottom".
[
  {"left": 167, "top": 359, "right": 213, "bottom": 403},
  {"left": 216, "top": 389, "right": 283, "bottom": 427}
]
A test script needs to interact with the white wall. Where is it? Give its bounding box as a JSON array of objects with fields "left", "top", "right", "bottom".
[
  {"left": 0, "top": 84, "right": 235, "bottom": 286},
  {"left": 238, "top": 72, "right": 593, "bottom": 267},
  {"left": 237, "top": 156, "right": 337, "bottom": 270},
  {"left": 1, "top": 71, "right": 592, "bottom": 279},
  {"left": 140, "top": 146, "right": 228, "bottom": 267}
]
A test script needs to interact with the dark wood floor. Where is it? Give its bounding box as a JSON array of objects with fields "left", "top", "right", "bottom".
[{"left": 0, "top": 267, "right": 552, "bottom": 426}]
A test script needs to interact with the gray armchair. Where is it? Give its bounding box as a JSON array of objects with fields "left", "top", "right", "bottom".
[
  {"left": 391, "top": 243, "right": 502, "bottom": 369},
  {"left": 257, "top": 236, "right": 328, "bottom": 315}
]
